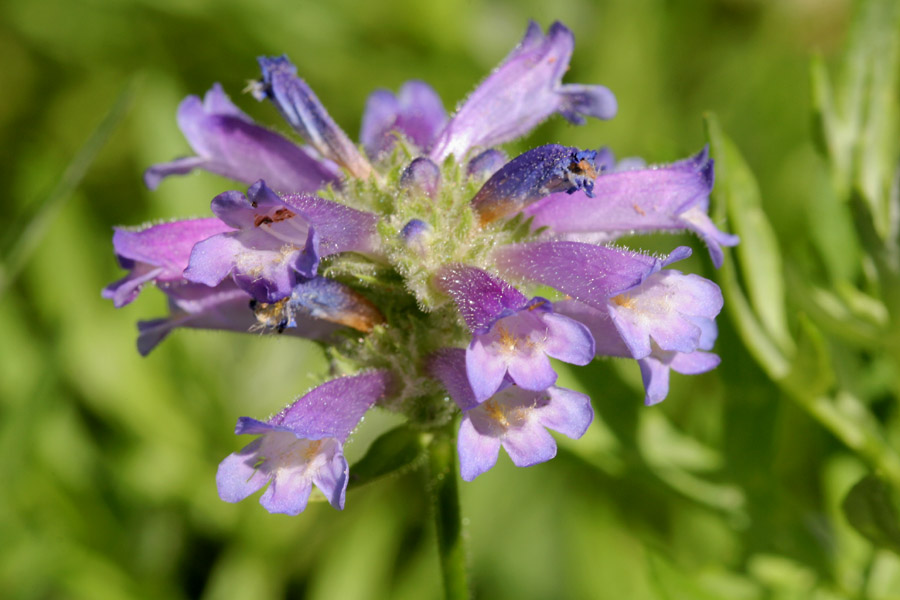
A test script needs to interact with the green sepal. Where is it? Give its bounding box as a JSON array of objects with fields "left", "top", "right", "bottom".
[{"left": 347, "top": 424, "right": 428, "bottom": 490}]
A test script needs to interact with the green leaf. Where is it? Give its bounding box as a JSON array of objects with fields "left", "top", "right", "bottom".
[
  {"left": 842, "top": 474, "right": 900, "bottom": 554},
  {"left": 782, "top": 313, "right": 834, "bottom": 399},
  {"left": 347, "top": 425, "right": 426, "bottom": 489},
  {"left": 704, "top": 113, "right": 792, "bottom": 379}
]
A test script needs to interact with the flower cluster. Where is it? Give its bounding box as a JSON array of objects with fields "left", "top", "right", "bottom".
[{"left": 106, "top": 21, "right": 737, "bottom": 514}]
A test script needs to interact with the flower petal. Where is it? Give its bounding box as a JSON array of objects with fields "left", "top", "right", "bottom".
[
  {"left": 492, "top": 242, "right": 692, "bottom": 309},
  {"left": 428, "top": 348, "right": 479, "bottom": 411},
  {"left": 254, "top": 56, "right": 372, "bottom": 179},
  {"left": 457, "top": 416, "right": 502, "bottom": 481},
  {"left": 361, "top": 81, "right": 446, "bottom": 157},
  {"left": 272, "top": 372, "right": 391, "bottom": 440},
  {"left": 145, "top": 84, "right": 340, "bottom": 193},
  {"left": 537, "top": 387, "right": 594, "bottom": 439},
  {"left": 471, "top": 145, "right": 599, "bottom": 224},
  {"left": 216, "top": 438, "right": 270, "bottom": 503},
  {"left": 434, "top": 264, "right": 527, "bottom": 332},
  {"left": 102, "top": 218, "right": 233, "bottom": 307},
  {"left": 429, "top": 21, "right": 615, "bottom": 161},
  {"left": 502, "top": 419, "right": 557, "bottom": 467},
  {"left": 524, "top": 148, "right": 738, "bottom": 267}
]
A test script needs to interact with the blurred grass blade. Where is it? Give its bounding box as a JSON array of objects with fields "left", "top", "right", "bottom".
[
  {"left": 705, "top": 113, "right": 792, "bottom": 378},
  {"left": 811, "top": 0, "right": 900, "bottom": 241},
  {"left": 842, "top": 474, "right": 900, "bottom": 555},
  {"left": 782, "top": 313, "right": 834, "bottom": 399},
  {"left": 855, "top": 0, "right": 900, "bottom": 241},
  {"left": 0, "top": 80, "right": 135, "bottom": 298}
]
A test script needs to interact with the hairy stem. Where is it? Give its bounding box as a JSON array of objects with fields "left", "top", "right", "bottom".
[{"left": 427, "top": 429, "right": 470, "bottom": 600}]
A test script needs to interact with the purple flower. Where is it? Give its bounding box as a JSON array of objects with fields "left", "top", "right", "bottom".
[
  {"left": 429, "top": 21, "right": 616, "bottom": 162},
  {"left": 144, "top": 83, "right": 339, "bottom": 193},
  {"left": 253, "top": 56, "right": 373, "bottom": 180},
  {"left": 524, "top": 147, "right": 739, "bottom": 267},
  {"left": 554, "top": 262, "right": 723, "bottom": 405},
  {"left": 399, "top": 157, "right": 441, "bottom": 197},
  {"left": 470, "top": 144, "right": 600, "bottom": 224},
  {"left": 430, "top": 349, "right": 593, "bottom": 481},
  {"left": 183, "top": 180, "right": 378, "bottom": 302},
  {"left": 360, "top": 81, "right": 447, "bottom": 158},
  {"left": 216, "top": 372, "right": 390, "bottom": 515},
  {"left": 136, "top": 280, "right": 342, "bottom": 355},
  {"left": 466, "top": 149, "right": 507, "bottom": 181},
  {"left": 110, "top": 19, "right": 735, "bottom": 509},
  {"left": 102, "top": 218, "right": 233, "bottom": 308},
  {"left": 436, "top": 264, "right": 594, "bottom": 401}
]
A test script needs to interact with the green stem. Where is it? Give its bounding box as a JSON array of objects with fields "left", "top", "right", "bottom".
[{"left": 427, "top": 430, "right": 470, "bottom": 600}]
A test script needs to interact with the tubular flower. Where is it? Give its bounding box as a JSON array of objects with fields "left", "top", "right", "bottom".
[{"left": 106, "top": 20, "right": 735, "bottom": 513}]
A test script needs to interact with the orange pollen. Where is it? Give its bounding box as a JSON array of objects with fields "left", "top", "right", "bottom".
[
  {"left": 303, "top": 440, "right": 323, "bottom": 460},
  {"left": 577, "top": 159, "right": 598, "bottom": 180},
  {"left": 611, "top": 294, "right": 636, "bottom": 309},
  {"left": 496, "top": 325, "right": 519, "bottom": 353},
  {"left": 483, "top": 400, "right": 509, "bottom": 427}
]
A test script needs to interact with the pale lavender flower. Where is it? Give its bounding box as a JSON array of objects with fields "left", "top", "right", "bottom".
[
  {"left": 360, "top": 81, "right": 447, "bottom": 158},
  {"left": 144, "top": 83, "right": 339, "bottom": 193},
  {"left": 430, "top": 349, "right": 593, "bottom": 481},
  {"left": 102, "top": 218, "right": 233, "bottom": 308},
  {"left": 429, "top": 21, "right": 617, "bottom": 161},
  {"left": 435, "top": 264, "right": 594, "bottom": 401},
  {"left": 524, "top": 147, "right": 739, "bottom": 267},
  {"left": 217, "top": 372, "right": 390, "bottom": 515}
]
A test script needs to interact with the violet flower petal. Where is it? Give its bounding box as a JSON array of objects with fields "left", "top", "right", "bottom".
[
  {"left": 254, "top": 56, "right": 372, "bottom": 179},
  {"left": 553, "top": 299, "right": 631, "bottom": 358},
  {"left": 184, "top": 181, "right": 378, "bottom": 302},
  {"left": 471, "top": 145, "right": 599, "bottom": 224},
  {"left": 638, "top": 349, "right": 721, "bottom": 406},
  {"left": 103, "top": 218, "right": 234, "bottom": 307},
  {"left": 457, "top": 417, "right": 502, "bottom": 481},
  {"left": 465, "top": 339, "right": 514, "bottom": 402},
  {"left": 137, "top": 281, "right": 340, "bottom": 355},
  {"left": 524, "top": 148, "right": 739, "bottom": 267},
  {"left": 541, "top": 311, "right": 596, "bottom": 365},
  {"left": 638, "top": 356, "right": 672, "bottom": 406},
  {"left": 259, "top": 465, "right": 316, "bottom": 515},
  {"left": 434, "top": 264, "right": 527, "bottom": 332},
  {"left": 216, "top": 372, "right": 388, "bottom": 515},
  {"left": 145, "top": 84, "right": 339, "bottom": 193},
  {"left": 272, "top": 371, "right": 391, "bottom": 440},
  {"left": 399, "top": 157, "right": 441, "bottom": 197},
  {"left": 607, "top": 270, "right": 723, "bottom": 357},
  {"left": 502, "top": 419, "right": 557, "bottom": 467},
  {"left": 466, "top": 149, "right": 507, "bottom": 181},
  {"left": 361, "top": 80, "right": 446, "bottom": 157},
  {"left": 427, "top": 348, "right": 479, "bottom": 410},
  {"left": 492, "top": 241, "right": 692, "bottom": 309},
  {"left": 537, "top": 386, "right": 594, "bottom": 439},
  {"left": 429, "top": 21, "right": 616, "bottom": 162},
  {"left": 215, "top": 438, "right": 269, "bottom": 502},
  {"left": 457, "top": 385, "right": 593, "bottom": 479}
]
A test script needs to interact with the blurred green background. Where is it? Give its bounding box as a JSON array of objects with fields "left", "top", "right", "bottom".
[{"left": 3, "top": 0, "right": 900, "bottom": 598}]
